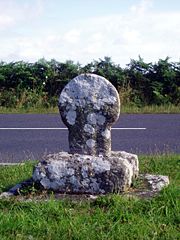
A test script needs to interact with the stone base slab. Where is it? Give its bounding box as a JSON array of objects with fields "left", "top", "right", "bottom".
[
  {"left": 124, "top": 174, "right": 170, "bottom": 199},
  {"left": 0, "top": 174, "right": 170, "bottom": 200},
  {"left": 32, "top": 151, "right": 139, "bottom": 194}
]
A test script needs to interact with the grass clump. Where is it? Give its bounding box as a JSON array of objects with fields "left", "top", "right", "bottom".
[{"left": 0, "top": 154, "right": 179, "bottom": 239}]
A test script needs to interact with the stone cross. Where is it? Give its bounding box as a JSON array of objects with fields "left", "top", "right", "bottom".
[
  {"left": 32, "top": 74, "right": 140, "bottom": 194},
  {"left": 58, "top": 74, "right": 120, "bottom": 156}
]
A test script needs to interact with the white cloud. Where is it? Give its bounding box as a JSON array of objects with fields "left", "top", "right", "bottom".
[
  {"left": 122, "top": 30, "right": 141, "bottom": 44},
  {"left": 1, "top": 0, "right": 180, "bottom": 66},
  {"left": 72, "top": 0, "right": 180, "bottom": 65},
  {"left": 130, "top": 0, "right": 153, "bottom": 14},
  {"left": 0, "top": 0, "right": 44, "bottom": 29},
  {"left": 0, "top": 15, "right": 14, "bottom": 29},
  {"left": 63, "top": 29, "right": 81, "bottom": 44}
]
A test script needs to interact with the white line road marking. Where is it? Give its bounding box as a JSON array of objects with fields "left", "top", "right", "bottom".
[
  {"left": 0, "top": 128, "right": 146, "bottom": 130},
  {"left": 112, "top": 128, "right": 146, "bottom": 130}
]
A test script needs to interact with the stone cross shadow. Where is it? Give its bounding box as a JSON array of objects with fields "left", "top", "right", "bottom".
[{"left": 59, "top": 73, "right": 120, "bottom": 156}]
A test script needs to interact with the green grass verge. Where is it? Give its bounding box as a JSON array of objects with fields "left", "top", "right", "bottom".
[
  {"left": 121, "top": 104, "right": 180, "bottom": 114},
  {"left": 0, "top": 104, "right": 180, "bottom": 114},
  {"left": 0, "top": 154, "right": 179, "bottom": 240},
  {"left": 0, "top": 106, "right": 58, "bottom": 114}
]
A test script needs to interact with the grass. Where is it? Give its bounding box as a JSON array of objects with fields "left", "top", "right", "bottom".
[
  {"left": 0, "top": 162, "right": 36, "bottom": 193},
  {"left": 121, "top": 104, "right": 180, "bottom": 114},
  {"left": 0, "top": 106, "right": 58, "bottom": 114},
  {"left": 0, "top": 104, "right": 180, "bottom": 114},
  {"left": 0, "top": 154, "right": 179, "bottom": 239}
]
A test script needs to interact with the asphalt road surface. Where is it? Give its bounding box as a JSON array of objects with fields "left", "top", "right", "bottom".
[{"left": 0, "top": 114, "right": 179, "bottom": 163}]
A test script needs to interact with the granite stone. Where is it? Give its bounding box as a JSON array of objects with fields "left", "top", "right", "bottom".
[
  {"left": 32, "top": 151, "right": 138, "bottom": 194},
  {"left": 58, "top": 73, "right": 120, "bottom": 156}
]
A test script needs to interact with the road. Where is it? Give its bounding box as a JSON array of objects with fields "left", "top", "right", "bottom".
[{"left": 0, "top": 114, "right": 179, "bottom": 163}]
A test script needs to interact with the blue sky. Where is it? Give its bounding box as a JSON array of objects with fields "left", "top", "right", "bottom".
[{"left": 0, "top": 0, "right": 180, "bottom": 66}]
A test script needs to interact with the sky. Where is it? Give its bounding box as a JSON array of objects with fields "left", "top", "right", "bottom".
[{"left": 0, "top": 0, "right": 180, "bottom": 67}]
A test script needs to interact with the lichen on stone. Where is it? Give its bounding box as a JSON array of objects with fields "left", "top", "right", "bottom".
[
  {"left": 58, "top": 73, "right": 120, "bottom": 156},
  {"left": 32, "top": 151, "right": 139, "bottom": 194},
  {"left": 86, "top": 139, "right": 96, "bottom": 148},
  {"left": 84, "top": 124, "right": 95, "bottom": 134}
]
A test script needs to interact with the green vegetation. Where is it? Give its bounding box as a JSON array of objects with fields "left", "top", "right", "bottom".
[
  {"left": 121, "top": 104, "right": 180, "bottom": 114},
  {"left": 0, "top": 56, "right": 179, "bottom": 113},
  {"left": 1, "top": 104, "right": 180, "bottom": 114},
  {"left": 0, "top": 154, "right": 179, "bottom": 239}
]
